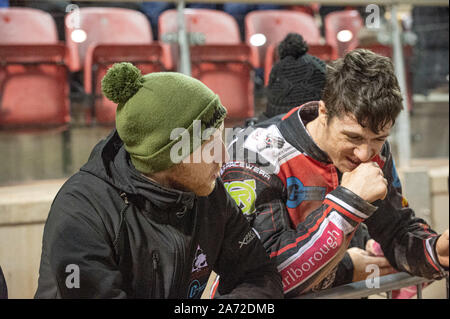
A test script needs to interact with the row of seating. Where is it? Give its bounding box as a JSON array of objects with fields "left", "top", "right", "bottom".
[{"left": 0, "top": 6, "right": 401, "bottom": 128}]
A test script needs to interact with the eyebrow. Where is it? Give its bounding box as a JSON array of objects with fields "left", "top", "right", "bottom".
[{"left": 342, "top": 131, "right": 390, "bottom": 139}]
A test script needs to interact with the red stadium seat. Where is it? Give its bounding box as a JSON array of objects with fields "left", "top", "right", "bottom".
[
  {"left": 245, "top": 10, "right": 323, "bottom": 68},
  {"left": 0, "top": 7, "right": 70, "bottom": 128},
  {"left": 324, "top": 10, "right": 364, "bottom": 59},
  {"left": 159, "top": 8, "right": 242, "bottom": 70},
  {"left": 65, "top": 7, "right": 164, "bottom": 124},
  {"left": 159, "top": 9, "right": 254, "bottom": 121}
]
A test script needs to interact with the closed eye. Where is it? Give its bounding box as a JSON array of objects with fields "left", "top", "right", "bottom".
[
  {"left": 375, "top": 134, "right": 389, "bottom": 142},
  {"left": 346, "top": 135, "right": 363, "bottom": 141}
]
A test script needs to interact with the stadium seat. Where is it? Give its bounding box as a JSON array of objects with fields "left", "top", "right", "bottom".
[
  {"left": 324, "top": 10, "right": 364, "bottom": 59},
  {"left": 65, "top": 7, "right": 164, "bottom": 124},
  {"left": 159, "top": 8, "right": 243, "bottom": 70},
  {"left": 0, "top": 7, "right": 70, "bottom": 128},
  {"left": 159, "top": 9, "right": 254, "bottom": 120},
  {"left": 245, "top": 10, "right": 324, "bottom": 69}
]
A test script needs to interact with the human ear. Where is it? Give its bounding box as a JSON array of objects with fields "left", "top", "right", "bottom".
[{"left": 318, "top": 101, "right": 328, "bottom": 125}]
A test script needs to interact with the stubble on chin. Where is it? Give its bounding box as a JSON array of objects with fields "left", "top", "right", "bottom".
[{"left": 167, "top": 163, "right": 216, "bottom": 197}]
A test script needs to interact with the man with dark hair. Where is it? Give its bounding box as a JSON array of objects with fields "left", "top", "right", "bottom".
[
  {"left": 35, "top": 63, "right": 283, "bottom": 299},
  {"left": 245, "top": 33, "right": 396, "bottom": 290},
  {"left": 322, "top": 50, "right": 403, "bottom": 135},
  {"left": 221, "top": 49, "right": 449, "bottom": 297}
]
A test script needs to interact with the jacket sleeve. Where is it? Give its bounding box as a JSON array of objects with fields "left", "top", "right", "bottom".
[
  {"left": 212, "top": 181, "right": 284, "bottom": 299},
  {"left": 35, "top": 189, "right": 127, "bottom": 299},
  {"left": 221, "top": 161, "right": 378, "bottom": 297},
  {"left": 364, "top": 145, "right": 448, "bottom": 279}
]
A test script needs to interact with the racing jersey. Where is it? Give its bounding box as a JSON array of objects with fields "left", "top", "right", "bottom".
[{"left": 221, "top": 101, "right": 448, "bottom": 296}]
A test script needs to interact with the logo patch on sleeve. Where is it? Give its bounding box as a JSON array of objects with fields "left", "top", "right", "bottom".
[
  {"left": 286, "top": 176, "right": 326, "bottom": 209},
  {"left": 224, "top": 179, "right": 257, "bottom": 215},
  {"left": 239, "top": 229, "right": 257, "bottom": 248}
]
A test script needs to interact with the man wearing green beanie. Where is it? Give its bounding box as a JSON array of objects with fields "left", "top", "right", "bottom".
[{"left": 35, "top": 63, "right": 283, "bottom": 299}]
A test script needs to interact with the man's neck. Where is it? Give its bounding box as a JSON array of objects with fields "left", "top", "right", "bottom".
[
  {"left": 306, "top": 117, "right": 332, "bottom": 160},
  {"left": 143, "top": 170, "right": 192, "bottom": 194},
  {"left": 306, "top": 117, "right": 322, "bottom": 148},
  {"left": 142, "top": 171, "right": 171, "bottom": 189}
]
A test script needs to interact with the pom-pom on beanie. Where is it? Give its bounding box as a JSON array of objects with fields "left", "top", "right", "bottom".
[
  {"left": 101, "top": 62, "right": 227, "bottom": 174},
  {"left": 266, "top": 33, "right": 326, "bottom": 118}
]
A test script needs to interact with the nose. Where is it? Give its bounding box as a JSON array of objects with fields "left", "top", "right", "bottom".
[
  {"left": 354, "top": 144, "right": 374, "bottom": 162},
  {"left": 212, "top": 138, "right": 230, "bottom": 165},
  {"left": 221, "top": 140, "right": 230, "bottom": 164}
]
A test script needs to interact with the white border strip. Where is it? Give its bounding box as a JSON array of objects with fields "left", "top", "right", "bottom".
[
  {"left": 425, "top": 237, "right": 440, "bottom": 270},
  {"left": 326, "top": 193, "right": 369, "bottom": 219},
  {"left": 277, "top": 218, "right": 331, "bottom": 271},
  {"left": 328, "top": 211, "right": 355, "bottom": 235}
]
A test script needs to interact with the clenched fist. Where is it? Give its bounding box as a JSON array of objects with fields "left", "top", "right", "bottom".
[{"left": 341, "top": 162, "right": 388, "bottom": 203}]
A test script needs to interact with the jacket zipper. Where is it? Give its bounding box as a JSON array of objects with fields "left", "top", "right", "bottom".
[
  {"left": 170, "top": 202, "right": 199, "bottom": 298},
  {"left": 150, "top": 250, "right": 164, "bottom": 298},
  {"left": 113, "top": 192, "right": 130, "bottom": 263}
]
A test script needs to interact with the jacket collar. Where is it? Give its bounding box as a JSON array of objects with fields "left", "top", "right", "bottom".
[
  {"left": 277, "top": 101, "right": 332, "bottom": 164},
  {"left": 81, "top": 129, "right": 196, "bottom": 222},
  {"left": 127, "top": 159, "right": 196, "bottom": 212}
]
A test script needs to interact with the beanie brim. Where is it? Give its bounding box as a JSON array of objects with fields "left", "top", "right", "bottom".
[{"left": 129, "top": 95, "right": 227, "bottom": 174}]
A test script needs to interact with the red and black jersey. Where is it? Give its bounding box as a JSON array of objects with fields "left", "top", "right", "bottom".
[{"left": 221, "top": 102, "right": 447, "bottom": 296}]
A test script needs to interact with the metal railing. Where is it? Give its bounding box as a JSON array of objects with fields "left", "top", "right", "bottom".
[{"left": 296, "top": 272, "right": 449, "bottom": 299}]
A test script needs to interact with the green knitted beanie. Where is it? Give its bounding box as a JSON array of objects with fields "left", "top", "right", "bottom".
[{"left": 101, "top": 62, "right": 227, "bottom": 174}]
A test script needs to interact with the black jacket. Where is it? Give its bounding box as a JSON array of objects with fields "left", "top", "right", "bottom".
[{"left": 35, "top": 130, "right": 283, "bottom": 299}]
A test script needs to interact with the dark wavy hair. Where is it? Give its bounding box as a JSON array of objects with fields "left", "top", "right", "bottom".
[{"left": 322, "top": 49, "right": 403, "bottom": 133}]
